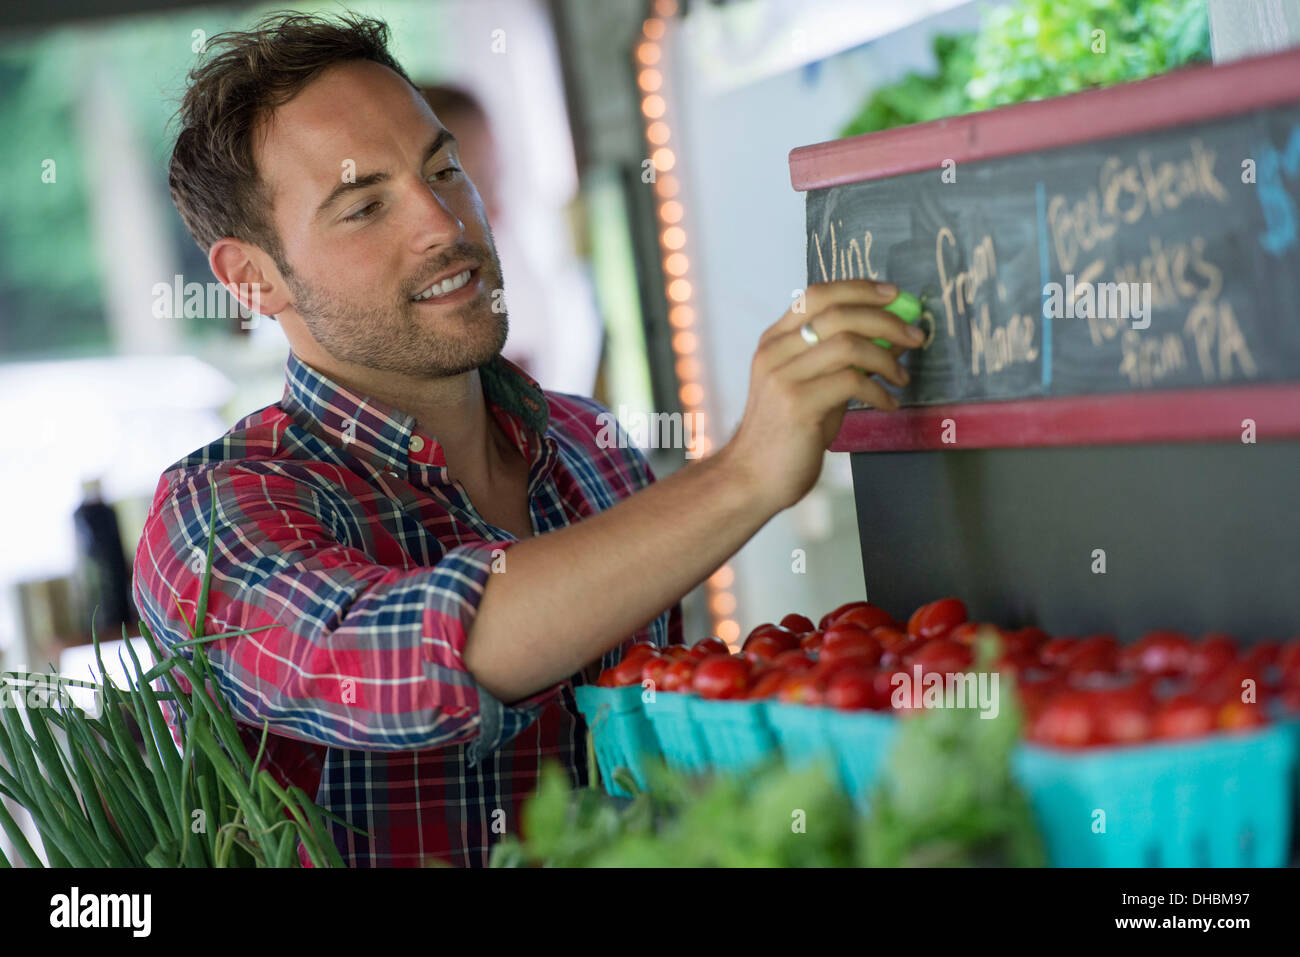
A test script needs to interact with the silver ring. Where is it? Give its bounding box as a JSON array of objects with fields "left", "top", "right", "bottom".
[{"left": 800, "top": 321, "right": 820, "bottom": 346}]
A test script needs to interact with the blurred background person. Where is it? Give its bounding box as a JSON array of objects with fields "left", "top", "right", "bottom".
[{"left": 419, "top": 82, "right": 603, "bottom": 396}]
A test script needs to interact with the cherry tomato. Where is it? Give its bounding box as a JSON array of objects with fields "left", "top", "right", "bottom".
[
  {"left": 640, "top": 654, "right": 672, "bottom": 689},
  {"left": 818, "top": 601, "right": 871, "bottom": 632},
  {"left": 661, "top": 645, "right": 693, "bottom": 661},
  {"left": 867, "top": 624, "right": 910, "bottom": 651},
  {"left": 688, "top": 637, "right": 732, "bottom": 660},
  {"left": 770, "top": 649, "right": 815, "bottom": 673},
  {"left": 947, "top": 621, "right": 1005, "bottom": 646},
  {"left": 826, "top": 668, "right": 875, "bottom": 710},
  {"left": 905, "top": 638, "right": 973, "bottom": 674},
  {"left": 612, "top": 654, "right": 651, "bottom": 686},
  {"left": 691, "top": 654, "right": 751, "bottom": 699},
  {"left": 742, "top": 628, "right": 801, "bottom": 663},
  {"left": 1091, "top": 686, "right": 1153, "bottom": 745},
  {"left": 1279, "top": 639, "right": 1300, "bottom": 686},
  {"left": 1005, "top": 627, "right": 1050, "bottom": 657},
  {"left": 1241, "top": 640, "right": 1280, "bottom": 675},
  {"left": 747, "top": 669, "right": 789, "bottom": 700},
  {"left": 777, "top": 671, "right": 828, "bottom": 705},
  {"left": 1217, "top": 698, "right": 1268, "bottom": 731},
  {"left": 1124, "top": 630, "right": 1193, "bottom": 678},
  {"left": 1039, "top": 638, "right": 1078, "bottom": 668},
  {"left": 596, "top": 668, "right": 618, "bottom": 688},
  {"left": 818, "top": 631, "right": 882, "bottom": 667},
  {"left": 1030, "top": 691, "right": 1099, "bottom": 748},
  {"left": 800, "top": 630, "right": 826, "bottom": 653},
  {"left": 907, "top": 598, "right": 968, "bottom": 641},
  {"left": 660, "top": 659, "right": 696, "bottom": 692},
  {"left": 1187, "top": 632, "right": 1238, "bottom": 678},
  {"left": 1063, "top": 635, "right": 1120, "bottom": 678},
  {"left": 831, "top": 604, "right": 896, "bottom": 633},
  {"left": 1152, "top": 694, "right": 1216, "bottom": 739},
  {"left": 779, "top": 613, "right": 816, "bottom": 635},
  {"left": 625, "top": 641, "right": 659, "bottom": 660}
]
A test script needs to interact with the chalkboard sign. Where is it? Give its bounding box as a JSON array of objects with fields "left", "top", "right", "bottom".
[{"left": 801, "top": 71, "right": 1300, "bottom": 407}]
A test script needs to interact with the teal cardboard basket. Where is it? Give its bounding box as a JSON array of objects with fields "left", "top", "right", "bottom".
[
  {"left": 643, "top": 691, "right": 711, "bottom": 775},
  {"left": 573, "top": 684, "right": 660, "bottom": 798},
  {"left": 821, "top": 709, "right": 901, "bottom": 811},
  {"left": 764, "top": 700, "right": 837, "bottom": 771},
  {"left": 690, "top": 698, "right": 779, "bottom": 772},
  {"left": 1013, "top": 725, "right": 1297, "bottom": 867}
]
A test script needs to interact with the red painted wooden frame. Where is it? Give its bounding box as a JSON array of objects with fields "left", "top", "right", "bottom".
[
  {"left": 830, "top": 384, "right": 1300, "bottom": 452},
  {"left": 790, "top": 47, "right": 1300, "bottom": 191},
  {"left": 791, "top": 47, "right": 1300, "bottom": 451}
]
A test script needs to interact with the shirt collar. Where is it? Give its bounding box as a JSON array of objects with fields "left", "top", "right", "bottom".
[{"left": 280, "top": 349, "right": 552, "bottom": 480}]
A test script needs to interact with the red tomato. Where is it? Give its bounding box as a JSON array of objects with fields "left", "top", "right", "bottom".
[
  {"left": 639, "top": 654, "right": 672, "bottom": 689},
  {"left": 612, "top": 654, "right": 651, "bottom": 686},
  {"left": 818, "top": 632, "right": 882, "bottom": 667},
  {"left": 907, "top": 598, "right": 968, "bottom": 641},
  {"left": 1279, "top": 686, "right": 1300, "bottom": 716},
  {"left": 1063, "top": 635, "right": 1120, "bottom": 677},
  {"left": 691, "top": 654, "right": 751, "bottom": 699},
  {"left": 1015, "top": 675, "right": 1067, "bottom": 724},
  {"left": 1279, "top": 639, "right": 1300, "bottom": 685},
  {"left": 947, "top": 621, "right": 1005, "bottom": 646},
  {"left": 770, "top": 649, "right": 815, "bottom": 673},
  {"left": 1091, "top": 686, "right": 1154, "bottom": 745},
  {"left": 779, "top": 613, "right": 816, "bottom": 634},
  {"left": 742, "top": 628, "right": 801, "bottom": 663},
  {"left": 1152, "top": 694, "right": 1216, "bottom": 739},
  {"left": 905, "top": 638, "right": 974, "bottom": 674},
  {"left": 878, "top": 637, "right": 923, "bottom": 671},
  {"left": 661, "top": 645, "right": 692, "bottom": 661},
  {"left": 867, "top": 624, "right": 910, "bottom": 651},
  {"left": 1185, "top": 633, "right": 1238, "bottom": 678},
  {"left": 817, "top": 601, "right": 871, "bottom": 631},
  {"left": 1029, "top": 691, "right": 1099, "bottom": 748},
  {"left": 776, "top": 670, "right": 828, "bottom": 705},
  {"left": 1005, "top": 627, "right": 1050, "bottom": 656},
  {"left": 1195, "top": 658, "right": 1252, "bottom": 696},
  {"left": 832, "top": 604, "right": 896, "bottom": 633},
  {"left": 797, "top": 629, "right": 824, "bottom": 652},
  {"left": 660, "top": 659, "right": 696, "bottom": 692},
  {"left": 747, "top": 669, "right": 789, "bottom": 700},
  {"left": 596, "top": 668, "right": 618, "bottom": 688},
  {"left": 688, "top": 637, "right": 732, "bottom": 660},
  {"left": 625, "top": 641, "right": 659, "bottom": 660},
  {"left": 1242, "top": 640, "right": 1281, "bottom": 674},
  {"left": 1039, "top": 638, "right": 1078, "bottom": 668},
  {"left": 826, "top": 668, "right": 875, "bottom": 710},
  {"left": 1124, "top": 630, "right": 1193, "bottom": 678},
  {"left": 1217, "top": 698, "right": 1267, "bottom": 731}
]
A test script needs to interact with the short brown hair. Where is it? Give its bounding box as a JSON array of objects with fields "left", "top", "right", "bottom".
[{"left": 167, "top": 10, "right": 419, "bottom": 272}]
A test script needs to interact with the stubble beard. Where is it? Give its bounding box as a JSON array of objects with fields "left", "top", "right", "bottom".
[{"left": 284, "top": 230, "right": 510, "bottom": 379}]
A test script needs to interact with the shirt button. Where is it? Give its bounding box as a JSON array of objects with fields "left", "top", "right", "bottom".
[
  {"left": 409, "top": 435, "right": 425, "bottom": 453},
  {"left": 387, "top": 470, "right": 399, "bottom": 478}
]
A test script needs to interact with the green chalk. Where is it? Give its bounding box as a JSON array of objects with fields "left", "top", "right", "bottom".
[{"left": 873, "top": 290, "right": 922, "bottom": 348}]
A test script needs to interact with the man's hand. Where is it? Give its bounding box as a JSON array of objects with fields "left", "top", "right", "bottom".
[{"left": 722, "top": 279, "right": 924, "bottom": 514}]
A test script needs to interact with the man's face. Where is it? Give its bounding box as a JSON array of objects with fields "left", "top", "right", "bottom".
[{"left": 255, "top": 59, "right": 507, "bottom": 378}]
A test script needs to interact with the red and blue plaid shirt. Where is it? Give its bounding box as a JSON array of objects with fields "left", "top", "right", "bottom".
[{"left": 132, "top": 349, "right": 682, "bottom": 867}]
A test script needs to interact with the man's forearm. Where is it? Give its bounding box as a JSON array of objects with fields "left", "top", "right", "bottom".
[{"left": 464, "top": 446, "right": 772, "bottom": 702}]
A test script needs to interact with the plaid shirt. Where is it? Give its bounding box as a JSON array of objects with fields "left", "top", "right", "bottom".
[{"left": 132, "top": 349, "right": 682, "bottom": 867}]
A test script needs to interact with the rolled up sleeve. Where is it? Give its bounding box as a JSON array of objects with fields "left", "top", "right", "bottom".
[{"left": 131, "top": 464, "right": 561, "bottom": 760}]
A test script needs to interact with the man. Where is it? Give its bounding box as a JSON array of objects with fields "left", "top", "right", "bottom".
[{"left": 134, "top": 11, "right": 921, "bottom": 867}]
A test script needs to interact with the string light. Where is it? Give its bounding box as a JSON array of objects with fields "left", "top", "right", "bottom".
[{"left": 639, "top": 9, "right": 736, "bottom": 649}]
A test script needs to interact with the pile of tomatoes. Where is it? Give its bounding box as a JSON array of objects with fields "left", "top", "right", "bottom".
[{"left": 595, "top": 597, "right": 1300, "bottom": 749}]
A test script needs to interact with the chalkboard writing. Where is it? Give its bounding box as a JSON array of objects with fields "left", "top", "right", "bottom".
[{"left": 805, "top": 104, "right": 1300, "bottom": 405}]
